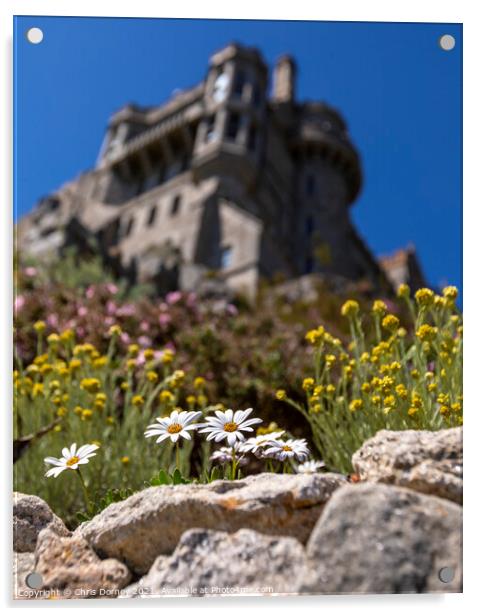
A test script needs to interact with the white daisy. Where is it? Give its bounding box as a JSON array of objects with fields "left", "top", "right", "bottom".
[
  {"left": 264, "top": 438, "right": 310, "bottom": 462},
  {"left": 198, "top": 408, "right": 262, "bottom": 446},
  {"left": 296, "top": 460, "right": 326, "bottom": 474},
  {"left": 238, "top": 430, "right": 285, "bottom": 455},
  {"left": 145, "top": 409, "right": 202, "bottom": 443},
  {"left": 210, "top": 443, "right": 248, "bottom": 466},
  {"left": 44, "top": 443, "right": 99, "bottom": 478}
]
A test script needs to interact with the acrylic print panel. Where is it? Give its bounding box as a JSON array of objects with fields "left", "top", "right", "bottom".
[{"left": 13, "top": 16, "right": 462, "bottom": 599}]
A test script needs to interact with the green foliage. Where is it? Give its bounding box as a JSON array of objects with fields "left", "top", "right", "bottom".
[
  {"left": 147, "top": 468, "right": 191, "bottom": 486},
  {"left": 76, "top": 487, "right": 134, "bottom": 523}
]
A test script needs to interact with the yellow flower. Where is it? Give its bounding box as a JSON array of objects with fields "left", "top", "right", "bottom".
[
  {"left": 314, "top": 385, "right": 324, "bottom": 396},
  {"left": 69, "top": 358, "right": 82, "bottom": 371},
  {"left": 439, "top": 405, "right": 450, "bottom": 416},
  {"left": 410, "top": 369, "right": 420, "bottom": 379},
  {"left": 451, "top": 402, "right": 462, "bottom": 413},
  {"left": 349, "top": 399, "right": 363, "bottom": 412},
  {"left": 341, "top": 300, "right": 359, "bottom": 318},
  {"left": 120, "top": 381, "right": 129, "bottom": 391},
  {"left": 360, "top": 352, "right": 370, "bottom": 364},
  {"left": 408, "top": 407, "right": 419, "bottom": 416},
  {"left": 325, "top": 354, "right": 336, "bottom": 368},
  {"left": 161, "top": 349, "right": 175, "bottom": 364},
  {"left": 186, "top": 395, "right": 196, "bottom": 406},
  {"left": 326, "top": 384, "right": 336, "bottom": 396},
  {"left": 371, "top": 395, "right": 381, "bottom": 405},
  {"left": 81, "top": 408, "right": 93, "bottom": 420},
  {"left": 427, "top": 382, "right": 437, "bottom": 393},
  {"left": 276, "top": 389, "right": 287, "bottom": 400},
  {"left": 60, "top": 329, "right": 74, "bottom": 343},
  {"left": 415, "top": 288, "right": 434, "bottom": 307},
  {"left": 108, "top": 324, "right": 122, "bottom": 337},
  {"left": 33, "top": 354, "right": 48, "bottom": 365},
  {"left": 397, "top": 327, "right": 407, "bottom": 338},
  {"left": 56, "top": 407, "right": 67, "bottom": 417},
  {"left": 126, "top": 358, "right": 137, "bottom": 370},
  {"left": 106, "top": 416, "right": 115, "bottom": 425},
  {"left": 397, "top": 284, "right": 410, "bottom": 299},
  {"left": 159, "top": 390, "right": 174, "bottom": 403},
  {"left": 381, "top": 315, "right": 399, "bottom": 332},
  {"left": 305, "top": 328, "right": 322, "bottom": 345},
  {"left": 170, "top": 370, "right": 185, "bottom": 387},
  {"left": 312, "top": 404, "right": 322, "bottom": 413},
  {"left": 395, "top": 384, "right": 408, "bottom": 399},
  {"left": 93, "top": 356, "right": 108, "bottom": 368},
  {"left": 121, "top": 456, "right": 130, "bottom": 465},
  {"left": 128, "top": 344, "right": 139, "bottom": 356},
  {"left": 197, "top": 395, "right": 208, "bottom": 407},
  {"left": 146, "top": 370, "right": 158, "bottom": 383},
  {"left": 411, "top": 392, "right": 423, "bottom": 408},
  {"left": 416, "top": 324, "right": 437, "bottom": 342},
  {"left": 372, "top": 300, "right": 388, "bottom": 316},
  {"left": 383, "top": 395, "right": 396, "bottom": 414},
  {"left": 302, "top": 378, "right": 315, "bottom": 391},
  {"left": 53, "top": 425, "right": 62, "bottom": 433},
  {"left": 361, "top": 382, "right": 371, "bottom": 393},
  {"left": 144, "top": 348, "right": 155, "bottom": 361},
  {"left": 47, "top": 333, "right": 60, "bottom": 345},
  {"left": 193, "top": 376, "right": 206, "bottom": 389},
  {"left": 443, "top": 286, "right": 458, "bottom": 301},
  {"left": 26, "top": 364, "right": 39, "bottom": 375},
  {"left": 132, "top": 395, "right": 145, "bottom": 407},
  {"left": 80, "top": 378, "right": 101, "bottom": 393},
  {"left": 74, "top": 406, "right": 83, "bottom": 416},
  {"left": 32, "top": 383, "right": 44, "bottom": 398},
  {"left": 33, "top": 320, "right": 46, "bottom": 333}
]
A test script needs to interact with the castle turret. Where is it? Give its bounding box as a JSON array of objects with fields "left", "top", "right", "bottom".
[{"left": 272, "top": 55, "right": 297, "bottom": 104}]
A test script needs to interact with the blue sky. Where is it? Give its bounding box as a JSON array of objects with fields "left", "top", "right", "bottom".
[{"left": 14, "top": 17, "right": 462, "bottom": 291}]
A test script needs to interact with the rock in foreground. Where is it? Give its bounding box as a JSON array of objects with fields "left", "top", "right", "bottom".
[
  {"left": 125, "top": 528, "right": 308, "bottom": 597},
  {"left": 35, "top": 529, "right": 131, "bottom": 598},
  {"left": 78, "top": 472, "right": 346, "bottom": 575},
  {"left": 13, "top": 492, "right": 70, "bottom": 552},
  {"left": 300, "top": 483, "right": 462, "bottom": 594},
  {"left": 352, "top": 427, "right": 462, "bottom": 504}
]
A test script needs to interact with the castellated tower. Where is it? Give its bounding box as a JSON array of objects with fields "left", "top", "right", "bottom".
[{"left": 16, "top": 43, "right": 398, "bottom": 298}]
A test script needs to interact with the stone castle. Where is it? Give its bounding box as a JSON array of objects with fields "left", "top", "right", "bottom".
[{"left": 16, "top": 43, "right": 425, "bottom": 298}]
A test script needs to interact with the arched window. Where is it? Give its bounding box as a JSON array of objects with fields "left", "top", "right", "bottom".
[
  {"left": 170, "top": 195, "right": 182, "bottom": 217},
  {"left": 146, "top": 205, "right": 157, "bottom": 227}
]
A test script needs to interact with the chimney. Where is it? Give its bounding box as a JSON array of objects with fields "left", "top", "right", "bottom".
[{"left": 272, "top": 55, "right": 297, "bottom": 103}]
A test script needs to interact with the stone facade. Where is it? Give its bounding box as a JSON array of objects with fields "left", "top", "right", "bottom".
[{"left": 16, "top": 43, "right": 424, "bottom": 298}]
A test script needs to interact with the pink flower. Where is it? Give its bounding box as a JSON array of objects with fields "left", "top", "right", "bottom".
[
  {"left": 159, "top": 302, "right": 169, "bottom": 312},
  {"left": 138, "top": 335, "right": 152, "bottom": 348},
  {"left": 166, "top": 291, "right": 182, "bottom": 305},
  {"left": 104, "top": 316, "right": 115, "bottom": 326},
  {"left": 78, "top": 306, "right": 88, "bottom": 317},
  {"left": 226, "top": 304, "right": 238, "bottom": 316},
  {"left": 24, "top": 266, "right": 37, "bottom": 277},
  {"left": 107, "top": 283, "right": 118, "bottom": 295},
  {"left": 159, "top": 313, "right": 172, "bottom": 328},
  {"left": 86, "top": 286, "right": 95, "bottom": 299},
  {"left": 76, "top": 327, "right": 85, "bottom": 338},
  {"left": 140, "top": 321, "right": 150, "bottom": 332},
  {"left": 120, "top": 332, "right": 131, "bottom": 344},
  {"left": 186, "top": 292, "right": 197, "bottom": 307},
  {"left": 106, "top": 301, "right": 117, "bottom": 315},
  {"left": 47, "top": 314, "right": 59, "bottom": 328},
  {"left": 14, "top": 295, "right": 25, "bottom": 312},
  {"left": 116, "top": 304, "right": 136, "bottom": 317}
]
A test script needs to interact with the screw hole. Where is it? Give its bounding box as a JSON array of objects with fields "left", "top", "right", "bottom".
[{"left": 26, "top": 28, "right": 44, "bottom": 45}]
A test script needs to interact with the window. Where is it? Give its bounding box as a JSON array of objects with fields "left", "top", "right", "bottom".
[
  {"left": 252, "top": 83, "right": 261, "bottom": 106},
  {"left": 220, "top": 245, "right": 233, "bottom": 269},
  {"left": 305, "top": 173, "right": 315, "bottom": 197},
  {"left": 146, "top": 205, "right": 157, "bottom": 227},
  {"left": 305, "top": 256, "right": 314, "bottom": 274},
  {"left": 233, "top": 70, "right": 245, "bottom": 97},
  {"left": 124, "top": 217, "right": 134, "bottom": 237},
  {"left": 170, "top": 195, "right": 182, "bottom": 217},
  {"left": 305, "top": 215, "right": 314, "bottom": 236},
  {"left": 248, "top": 124, "right": 257, "bottom": 151},
  {"left": 205, "top": 115, "right": 217, "bottom": 143},
  {"left": 226, "top": 112, "right": 240, "bottom": 141}
]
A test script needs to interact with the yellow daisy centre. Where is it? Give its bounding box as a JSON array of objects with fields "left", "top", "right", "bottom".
[
  {"left": 66, "top": 455, "right": 79, "bottom": 467},
  {"left": 223, "top": 422, "right": 238, "bottom": 432},
  {"left": 168, "top": 423, "right": 182, "bottom": 434},
  {"left": 282, "top": 445, "right": 293, "bottom": 452}
]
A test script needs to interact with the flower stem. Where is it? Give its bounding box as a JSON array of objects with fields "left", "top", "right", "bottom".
[
  {"left": 76, "top": 468, "right": 91, "bottom": 514},
  {"left": 175, "top": 441, "right": 180, "bottom": 471},
  {"left": 231, "top": 447, "right": 237, "bottom": 480}
]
